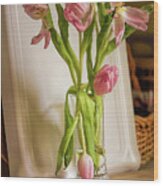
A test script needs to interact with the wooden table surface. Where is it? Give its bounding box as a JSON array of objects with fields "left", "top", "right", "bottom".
[{"left": 109, "top": 160, "right": 154, "bottom": 181}]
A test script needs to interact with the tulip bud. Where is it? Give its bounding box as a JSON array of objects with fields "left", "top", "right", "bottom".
[
  {"left": 64, "top": 3, "right": 94, "bottom": 32},
  {"left": 94, "top": 64, "right": 119, "bottom": 96},
  {"left": 78, "top": 153, "right": 94, "bottom": 179}
]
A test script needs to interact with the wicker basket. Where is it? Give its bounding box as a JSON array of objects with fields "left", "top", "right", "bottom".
[
  {"left": 135, "top": 114, "right": 154, "bottom": 165},
  {"left": 127, "top": 43, "right": 154, "bottom": 165}
]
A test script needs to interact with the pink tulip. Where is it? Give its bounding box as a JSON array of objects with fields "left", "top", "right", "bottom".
[
  {"left": 31, "top": 24, "right": 51, "bottom": 49},
  {"left": 78, "top": 153, "right": 94, "bottom": 179},
  {"left": 64, "top": 3, "right": 94, "bottom": 32},
  {"left": 23, "top": 4, "right": 50, "bottom": 49},
  {"left": 94, "top": 64, "right": 119, "bottom": 96},
  {"left": 108, "top": 3, "right": 149, "bottom": 45},
  {"left": 23, "top": 4, "right": 49, "bottom": 20}
]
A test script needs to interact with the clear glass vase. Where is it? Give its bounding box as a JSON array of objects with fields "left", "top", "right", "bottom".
[{"left": 69, "top": 92, "right": 108, "bottom": 179}]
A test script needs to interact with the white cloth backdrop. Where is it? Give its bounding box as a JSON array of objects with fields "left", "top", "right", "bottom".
[{"left": 2, "top": 5, "right": 140, "bottom": 177}]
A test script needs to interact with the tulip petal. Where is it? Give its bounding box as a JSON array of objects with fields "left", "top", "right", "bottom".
[
  {"left": 31, "top": 33, "right": 44, "bottom": 45},
  {"left": 72, "top": 4, "right": 86, "bottom": 18},
  {"left": 64, "top": 3, "right": 94, "bottom": 32},
  {"left": 97, "top": 64, "right": 110, "bottom": 74},
  {"left": 125, "top": 19, "right": 148, "bottom": 31},
  {"left": 124, "top": 7, "right": 149, "bottom": 23},
  {"left": 94, "top": 64, "right": 119, "bottom": 96},
  {"left": 31, "top": 23, "right": 51, "bottom": 49},
  {"left": 44, "top": 31, "right": 51, "bottom": 49},
  {"left": 110, "top": 66, "right": 119, "bottom": 87},
  {"left": 121, "top": 7, "right": 149, "bottom": 31},
  {"left": 112, "top": 14, "right": 125, "bottom": 45},
  {"left": 73, "top": 17, "right": 93, "bottom": 32},
  {"left": 23, "top": 4, "right": 48, "bottom": 20},
  {"left": 94, "top": 79, "right": 108, "bottom": 95},
  {"left": 73, "top": 21, "right": 88, "bottom": 32}
]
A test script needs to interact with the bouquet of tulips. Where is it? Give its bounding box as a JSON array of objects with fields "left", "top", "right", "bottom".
[{"left": 23, "top": 2, "right": 153, "bottom": 179}]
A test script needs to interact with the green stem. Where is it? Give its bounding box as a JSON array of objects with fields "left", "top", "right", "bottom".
[
  {"left": 50, "top": 28, "right": 77, "bottom": 87},
  {"left": 69, "top": 65, "right": 78, "bottom": 87},
  {"left": 95, "top": 11, "right": 99, "bottom": 35},
  {"left": 78, "top": 113, "right": 87, "bottom": 153},
  {"left": 55, "top": 4, "right": 80, "bottom": 82},
  {"left": 76, "top": 95, "right": 86, "bottom": 154},
  {"left": 46, "top": 8, "right": 77, "bottom": 87},
  {"left": 94, "top": 26, "right": 112, "bottom": 73},
  {"left": 86, "top": 43, "right": 94, "bottom": 94},
  {"left": 79, "top": 32, "right": 83, "bottom": 86}
]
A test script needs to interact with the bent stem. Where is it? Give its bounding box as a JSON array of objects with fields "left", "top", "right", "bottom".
[
  {"left": 50, "top": 27, "right": 77, "bottom": 87},
  {"left": 46, "top": 7, "right": 78, "bottom": 87}
]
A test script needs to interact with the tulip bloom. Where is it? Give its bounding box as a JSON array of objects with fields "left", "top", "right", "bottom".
[
  {"left": 23, "top": 4, "right": 51, "bottom": 49},
  {"left": 109, "top": 2, "right": 149, "bottom": 45},
  {"left": 78, "top": 153, "right": 94, "bottom": 179},
  {"left": 64, "top": 3, "right": 94, "bottom": 32},
  {"left": 23, "top": 4, "right": 49, "bottom": 20},
  {"left": 94, "top": 64, "right": 118, "bottom": 96}
]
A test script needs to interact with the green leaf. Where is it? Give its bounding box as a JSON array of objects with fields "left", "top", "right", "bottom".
[
  {"left": 93, "top": 96, "right": 104, "bottom": 169},
  {"left": 95, "top": 144, "right": 105, "bottom": 155},
  {"left": 142, "top": 3, "right": 154, "bottom": 13},
  {"left": 103, "top": 4, "right": 154, "bottom": 59},
  {"left": 94, "top": 96, "right": 104, "bottom": 169},
  {"left": 55, "top": 111, "right": 79, "bottom": 175},
  {"left": 95, "top": 3, "right": 154, "bottom": 72},
  {"left": 50, "top": 27, "right": 77, "bottom": 85},
  {"left": 97, "top": 3, "right": 106, "bottom": 28},
  {"left": 96, "top": 15, "right": 112, "bottom": 52},
  {"left": 78, "top": 92, "right": 95, "bottom": 139},
  {"left": 86, "top": 40, "right": 94, "bottom": 91},
  {"left": 44, "top": 6, "right": 54, "bottom": 29},
  {"left": 63, "top": 92, "right": 74, "bottom": 168},
  {"left": 46, "top": 7, "right": 78, "bottom": 86},
  {"left": 94, "top": 96, "right": 103, "bottom": 142},
  {"left": 55, "top": 4, "right": 69, "bottom": 40},
  {"left": 55, "top": 87, "right": 78, "bottom": 174},
  {"left": 104, "top": 2, "right": 111, "bottom": 9},
  {"left": 64, "top": 137, "right": 73, "bottom": 168},
  {"left": 80, "top": 19, "right": 95, "bottom": 61},
  {"left": 78, "top": 91, "right": 99, "bottom": 168},
  {"left": 55, "top": 4, "right": 80, "bottom": 76},
  {"left": 94, "top": 14, "right": 112, "bottom": 72},
  {"left": 49, "top": 28, "right": 70, "bottom": 65}
]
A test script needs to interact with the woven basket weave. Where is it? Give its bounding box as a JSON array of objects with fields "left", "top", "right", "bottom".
[
  {"left": 127, "top": 43, "right": 154, "bottom": 165},
  {"left": 135, "top": 114, "right": 154, "bottom": 165}
]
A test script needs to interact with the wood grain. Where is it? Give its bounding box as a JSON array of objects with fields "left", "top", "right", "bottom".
[
  {"left": 110, "top": 160, "right": 154, "bottom": 181},
  {"left": 154, "top": 1, "right": 158, "bottom": 181}
]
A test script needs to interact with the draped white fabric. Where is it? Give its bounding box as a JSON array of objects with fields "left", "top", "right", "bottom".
[{"left": 2, "top": 5, "right": 140, "bottom": 177}]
